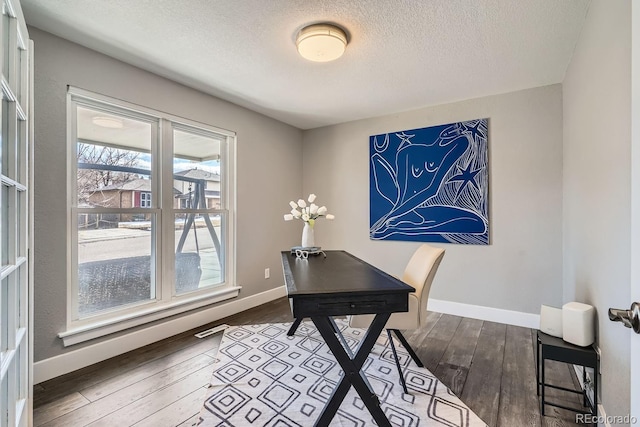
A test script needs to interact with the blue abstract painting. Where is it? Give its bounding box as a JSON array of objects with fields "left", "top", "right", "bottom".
[{"left": 370, "top": 119, "right": 489, "bottom": 244}]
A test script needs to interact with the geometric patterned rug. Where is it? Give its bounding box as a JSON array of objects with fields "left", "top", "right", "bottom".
[{"left": 197, "top": 320, "right": 487, "bottom": 426}]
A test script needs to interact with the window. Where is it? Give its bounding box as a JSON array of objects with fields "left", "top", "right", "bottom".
[
  {"left": 63, "top": 88, "right": 237, "bottom": 344},
  {"left": 139, "top": 192, "right": 151, "bottom": 208}
]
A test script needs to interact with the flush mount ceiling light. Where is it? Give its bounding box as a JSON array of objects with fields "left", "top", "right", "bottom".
[
  {"left": 92, "top": 116, "right": 124, "bottom": 129},
  {"left": 296, "top": 24, "right": 347, "bottom": 62}
]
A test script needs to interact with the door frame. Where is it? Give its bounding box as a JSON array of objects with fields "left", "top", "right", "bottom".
[{"left": 631, "top": 0, "right": 639, "bottom": 420}]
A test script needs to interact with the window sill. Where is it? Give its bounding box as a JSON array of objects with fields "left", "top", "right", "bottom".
[{"left": 59, "top": 286, "right": 241, "bottom": 346}]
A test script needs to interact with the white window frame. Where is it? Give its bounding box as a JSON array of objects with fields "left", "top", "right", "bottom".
[{"left": 61, "top": 87, "right": 238, "bottom": 346}]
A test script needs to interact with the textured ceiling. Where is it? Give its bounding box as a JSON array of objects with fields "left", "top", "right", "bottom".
[{"left": 21, "top": 0, "right": 590, "bottom": 130}]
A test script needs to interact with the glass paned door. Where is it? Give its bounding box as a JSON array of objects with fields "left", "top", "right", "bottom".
[{"left": 0, "top": 1, "right": 30, "bottom": 426}]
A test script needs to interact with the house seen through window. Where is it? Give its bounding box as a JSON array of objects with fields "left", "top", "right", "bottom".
[{"left": 69, "top": 88, "right": 235, "bottom": 326}]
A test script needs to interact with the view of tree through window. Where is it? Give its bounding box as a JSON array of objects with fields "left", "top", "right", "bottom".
[{"left": 77, "top": 142, "right": 141, "bottom": 207}]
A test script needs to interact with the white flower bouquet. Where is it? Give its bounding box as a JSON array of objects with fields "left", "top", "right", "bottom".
[{"left": 283, "top": 193, "right": 334, "bottom": 227}]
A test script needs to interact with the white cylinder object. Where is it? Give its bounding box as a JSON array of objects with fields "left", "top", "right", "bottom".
[{"left": 562, "top": 302, "right": 595, "bottom": 346}]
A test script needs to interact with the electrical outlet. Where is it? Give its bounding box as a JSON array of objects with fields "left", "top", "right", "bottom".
[{"left": 265, "top": 268, "right": 270, "bottom": 279}]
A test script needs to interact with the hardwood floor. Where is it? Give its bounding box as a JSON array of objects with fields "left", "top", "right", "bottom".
[{"left": 34, "top": 297, "right": 585, "bottom": 426}]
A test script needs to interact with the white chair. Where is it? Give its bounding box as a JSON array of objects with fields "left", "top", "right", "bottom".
[{"left": 349, "top": 244, "right": 445, "bottom": 393}]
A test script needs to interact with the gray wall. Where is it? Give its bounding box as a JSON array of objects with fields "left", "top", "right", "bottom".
[
  {"left": 563, "top": 0, "right": 631, "bottom": 417},
  {"left": 31, "top": 28, "right": 302, "bottom": 362},
  {"left": 302, "top": 85, "right": 563, "bottom": 314}
]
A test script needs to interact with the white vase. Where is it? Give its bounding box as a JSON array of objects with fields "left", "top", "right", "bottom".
[{"left": 301, "top": 222, "right": 315, "bottom": 248}]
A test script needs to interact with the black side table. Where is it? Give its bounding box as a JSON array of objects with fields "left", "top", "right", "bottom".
[{"left": 536, "top": 330, "right": 598, "bottom": 421}]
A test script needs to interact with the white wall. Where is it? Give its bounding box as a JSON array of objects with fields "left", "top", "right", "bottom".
[
  {"left": 563, "top": 0, "right": 631, "bottom": 418},
  {"left": 31, "top": 28, "right": 302, "bottom": 362},
  {"left": 302, "top": 85, "right": 563, "bottom": 315}
]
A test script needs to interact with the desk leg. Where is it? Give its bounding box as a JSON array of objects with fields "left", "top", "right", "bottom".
[
  {"left": 311, "top": 314, "right": 392, "bottom": 427},
  {"left": 287, "top": 318, "right": 303, "bottom": 336}
]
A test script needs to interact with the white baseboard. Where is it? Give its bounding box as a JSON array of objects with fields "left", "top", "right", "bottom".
[
  {"left": 35, "top": 293, "right": 539, "bottom": 384},
  {"left": 427, "top": 298, "right": 540, "bottom": 329},
  {"left": 34, "top": 286, "right": 287, "bottom": 384}
]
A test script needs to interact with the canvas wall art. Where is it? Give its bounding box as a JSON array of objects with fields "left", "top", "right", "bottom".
[{"left": 369, "top": 118, "right": 489, "bottom": 244}]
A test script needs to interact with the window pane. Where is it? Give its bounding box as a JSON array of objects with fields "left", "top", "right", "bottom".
[
  {"left": 16, "top": 118, "right": 24, "bottom": 184},
  {"left": 17, "top": 264, "right": 24, "bottom": 329},
  {"left": 17, "top": 340, "right": 25, "bottom": 401},
  {"left": 1, "top": 184, "right": 8, "bottom": 267},
  {"left": 77, "top": 213, "right": 155, "bottom": 317},
  {"left": 173, "top": 129, "right": 221, "bottom": 210},
  {"left": 1, "top": 276, "right": 7, "bottom": 356},
  {"left": 174, "top": 213, "right": 223, "bottom": 294},
  {"left": 76, "top": 107, "right": 152, "bottom": 208},
  {"left": 16, "top": 189, "right": 22, "bottom": 257},
  {"left": 0, "top": 372, "right": 7, "bottom": 427},
  {"left": 1, "top": 97, "right": 8, "bottom": 177},
  {"left": 14, "top": 45, "right": 22, "bottom": 106},
  {"left": 2, "top": 5, "right": 9, "bottom": 81}
]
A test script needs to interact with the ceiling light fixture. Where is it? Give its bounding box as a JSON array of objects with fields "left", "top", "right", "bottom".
[
  {"left": 92, "top": 116, "right": 124, "bottom": 129},
  {"left": 296, "top": 24, "right": 347, "bottom": 62}
]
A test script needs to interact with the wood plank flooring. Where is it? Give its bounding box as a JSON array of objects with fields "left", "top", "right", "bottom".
[{"left": 34, "top": 297, "right": 585, "bottom": 426}]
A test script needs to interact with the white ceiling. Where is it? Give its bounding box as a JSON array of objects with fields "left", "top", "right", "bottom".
[{"left": 21, "top": 0, "right": 590, "bottom": 130}]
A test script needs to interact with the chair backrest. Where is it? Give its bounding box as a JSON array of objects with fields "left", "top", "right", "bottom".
[{"left": 401, "top": 244, "right": 445, "bottom": 326}]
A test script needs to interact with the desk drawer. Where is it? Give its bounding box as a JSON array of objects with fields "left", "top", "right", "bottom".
[{"left": 292, "top": 293, "right": 408, "bottom": 317}]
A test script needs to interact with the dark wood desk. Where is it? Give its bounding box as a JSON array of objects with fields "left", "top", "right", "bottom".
[{"left": 281, "top": 250, "right": 415, "bottom": 427}]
